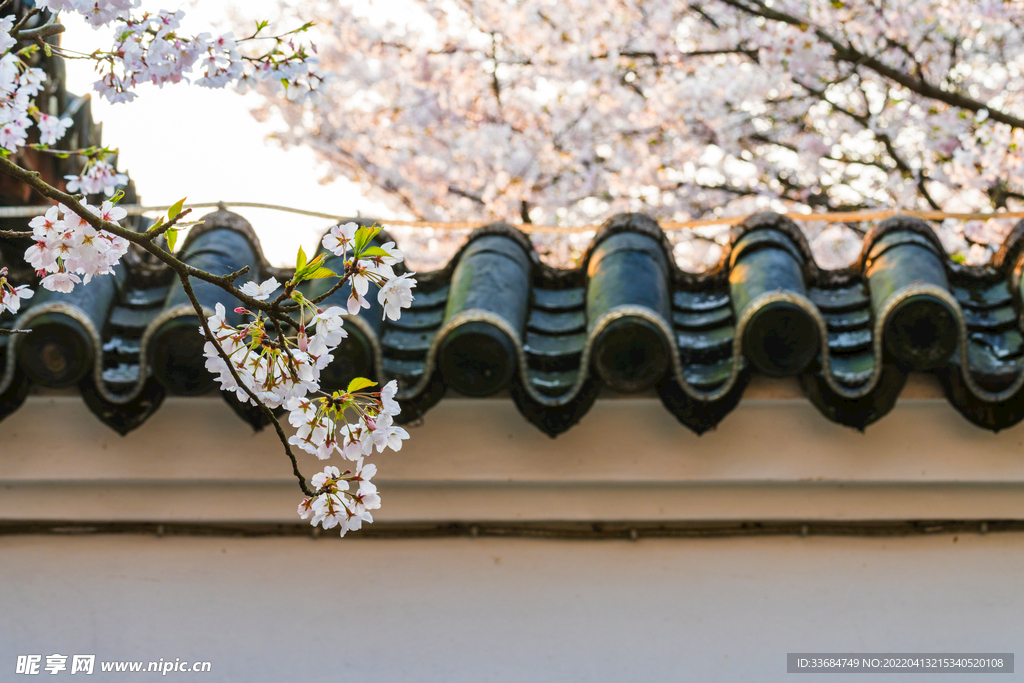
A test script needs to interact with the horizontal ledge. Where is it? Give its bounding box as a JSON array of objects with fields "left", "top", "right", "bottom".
[
  {"left": 6, "top": 393, "right": 1024, "bottom": 486},
  {"left": 3, "top": 481, "right": 1024, "bottom": 523},
  {"left": 23, "top": 372, "right": 947, "bottom": 401},
  {"left": 7, "top": 478, "right": 1024, "bottom": 487},
  {"left": 0, "top": 519, "right": 1016, "bottom": 540}
]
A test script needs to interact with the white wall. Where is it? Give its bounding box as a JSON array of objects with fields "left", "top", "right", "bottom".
[
  {"left": 3, "top": 380, "right": 1023, "bottom": 681},
  {"left": 1, "top": 533, "right": 1021, "bottom": 682},
  {"left": 4, "top": 381, "right": 1024, "bottom": 523}
]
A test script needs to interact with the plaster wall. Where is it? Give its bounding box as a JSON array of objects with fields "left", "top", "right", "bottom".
[{"left": 1, "top": 533, "right": 1020, "bottom": 683}]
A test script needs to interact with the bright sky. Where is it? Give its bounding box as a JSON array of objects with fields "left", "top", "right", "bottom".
[{"left": 60, "top": 1, "right": 395, "bottom": 267}]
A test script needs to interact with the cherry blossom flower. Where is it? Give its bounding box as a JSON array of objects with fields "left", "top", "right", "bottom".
[
  {"left": 0, "top": 16, "right": 16, "bottom": 55},
  {"left": 346, "top": 287, "right": 370, "bottom": 316},
  {"left": 240, "top": 277, "right": 280, "bottom": 301},
  {"left": 310, "top": 465, "right": 343, "bottom": 490},
  {"left": 309, "top": 306, "right": 347, "bottom": 345},
  {"left": 96, "top": 200, "right": 127, "bottom": 223},
  {"left": 37, "top": 115, "right": 73, "bottom": 146},
  {"left": 369, "top": 412, "right": 410, "bottom": 453},
  {"left": 0, "top": 121, "right": 27, "bottom": 153},
  {"left": 0, "top": 269, "right": 34, "bottom": 314},
  {"left": 65, "top": 160, "right": 128, "bottom": 197},
  {"left": 378, "top": 273, "right": 416, "bottom": 321},
  {"left": 1, "top": 284, "right": 34, "bottom": 313},
  {"left": 28, "top": 206, "right": 62, "bottom": 235},
  {"left": 321, "top": 222, "right": 357, "bottom": 256},
  {"left": 379, "top": 379, "right": 400, "bottom": 416},
  {"left": 40, "top": 272, "right": 81, "bottom": 293}
]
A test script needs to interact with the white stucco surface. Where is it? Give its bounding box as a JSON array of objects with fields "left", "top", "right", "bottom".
[
  {"left": 4, "top": 391, "right": 1024, "bottom": 523},
  {"left": 1, "top": 533, "right": 1021, "bottom": 682}
]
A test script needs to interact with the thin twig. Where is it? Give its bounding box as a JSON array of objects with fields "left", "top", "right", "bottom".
[
  {"left": 0, "top": 156, "right": 318, "bottom": 494},
  {"left": 144, "top": 208, "right": 194, "bottom": 240},
  {"left": 715, "top": 0, "right": 1024, "bottom": 129},
  {"left": 179, "top": 271, "right": 313, "bottom": 497},
  {"left": 0, "top": 155, "right": 288, "bottom": 317}
]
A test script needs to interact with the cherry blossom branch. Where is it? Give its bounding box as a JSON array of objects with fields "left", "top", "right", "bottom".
[
  {"left": 303, "top": 263, "right": 359, "bottom": 308},
  {"left": 12, "top": 21, "right": 65, "bottom": 44},
  {"left": 792, "top": 78, "right": 942, "bottom": 210},
  {"left": 9, "top": 6, "right": 41, "bottom": 36},
  {"left": 0, "top": 0, "right": 403, "bottom": 536},
  {"left": 716, "top": 0, "right": 1024, "bottom": 129},
  {"left": 27, "top": 145, "right": 110, "bottom": 158},
  {"left": 0, "top": 229, "right": 31, "bottom": 239},
  {"left": 591, "top": 48, "right": 758, "bottom": 62},
  {"left": 178, "top": 272, "right": 314, "bottom": 497},
  {"left": 0, "top": 153, "right": 321, "bottom": 494},
  {"left": 0, "top": 155, "right": 308, "bottom": 323}
]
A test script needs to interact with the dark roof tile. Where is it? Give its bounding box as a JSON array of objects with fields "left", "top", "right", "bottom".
[{"left": 5, "top": 210, "right": 1024, "bottom": 437}]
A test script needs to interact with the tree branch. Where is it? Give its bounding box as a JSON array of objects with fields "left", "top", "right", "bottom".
[
  {"left": 715, "top": 0, "right": 1024, "bottom": 129},
  {"left": 0, "top": 155, "right": 301, "bottom": 323},
  {"left": 179, "top": 271, "right": 313, "bottom": 497},
  {"left": 0, "top": 156, "right": 318, "bottom": 495}
]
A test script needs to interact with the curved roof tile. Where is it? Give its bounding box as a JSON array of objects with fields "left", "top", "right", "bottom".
[{"left": 3, "top": 209, "right": 1024, "bottom": 437}]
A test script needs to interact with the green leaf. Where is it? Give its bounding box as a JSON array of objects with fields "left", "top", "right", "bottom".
[
  {"left": 147, "top": 216, "right": 164, "bottom": 233},
  {"left": 304, "top": 267, "right": 338, "bottom": 280},
  {"left": 347, "top": 377, "right": 377, "bottom": 393},
  {"left": 360, "top": 246, "right": 392, "bottom": 258},
  {"left": 168, "top": 197, "right": 186, "bottom": 220},
  {"left": 296, "top": 246, "right": 308, "bottom": 271},
  {"left": 353, "top": 225, "right": 381, "bottom": 253},
  {"left": 166, "top": 228, "right": 178, "bottom": 253},
  {"left": 109, "top": 189, "right": 125, "bottom": 206}
]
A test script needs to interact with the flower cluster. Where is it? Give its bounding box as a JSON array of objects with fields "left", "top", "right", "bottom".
[
  {"left": 23, "top": 201, "right": 129, "bottom": 294},
  {"left": 297, "top": 458, "right": 380, "bottom": 537},
  {"left": 0, "top": 1, "right": 327, "bottom": 208},
  {"left": 260, "top": 0, "right": 1024, "bottom": 268},
  {"left": 321, "top": 222, "right": 417, "bottom": 318},
  {"left": 35, "top": 2, "right": 332, "bottom": 105},
  {"left": 202, "top": 228, "right": 415, "bottom": 536},
  {"left": 286, "top": 379, "right": 408, "bottom": 462},
  {"left": 201, "top": 292, "right": 342, "bottom": 410},
  {"left": 0, "top": 9, "right": 130, "bottom": 200},
  {"left": 64, "top": 159, "right": 128, "bottom": 197},
  {"left": 38, "top": 0, "right": 140, "bottom": 27},
  {"left": 0, "top": 2, "right": 374, "bottom": 536},
  {"left": 0, "top": 267, "right": 34, "bottom": 314},
  {"left": 0, "top": 53, "right": 48, "bottom": 153}
]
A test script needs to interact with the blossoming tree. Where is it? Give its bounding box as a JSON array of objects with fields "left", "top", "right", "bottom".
[
  {"left": 257, "top": 0, "right": 1024, "bottom": 267},
  {"left": 0, "top": 0, "right": 415, "bottom": 536}
]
